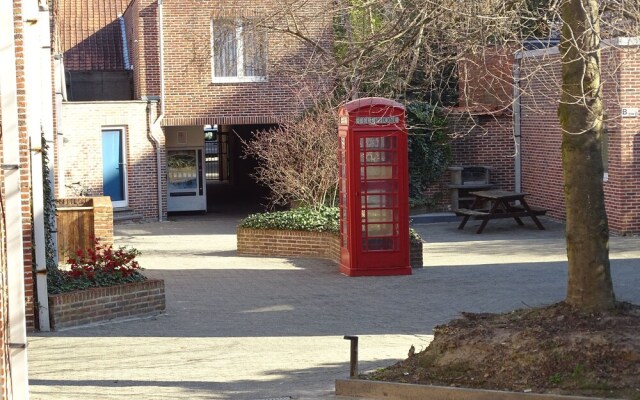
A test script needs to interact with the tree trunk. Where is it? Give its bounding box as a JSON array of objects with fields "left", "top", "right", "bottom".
[{"left": 558, "top": 0, "right": 615, "bottom": 311}]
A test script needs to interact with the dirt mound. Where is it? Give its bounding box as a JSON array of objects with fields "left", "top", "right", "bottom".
[{"left": 365, "top": 302, "right": 640, "bottom": 399}]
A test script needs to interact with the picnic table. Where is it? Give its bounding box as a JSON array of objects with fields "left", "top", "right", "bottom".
[{"left": 454, "top": 190, "right": 547, "bottom": 234}]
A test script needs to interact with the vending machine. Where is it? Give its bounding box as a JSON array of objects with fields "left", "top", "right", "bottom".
[{"left": 166, "top": 128, "right": 207, "bottom": 212}]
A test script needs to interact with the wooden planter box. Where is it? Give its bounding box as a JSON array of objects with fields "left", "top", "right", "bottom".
[
  {"left": 335, "top": 379, "right": 613, "bottom": 400},
  {"left": 56, "top": 196, "right": 114, "bottom": 261},
  {"left": 48, "top": 279, "right": 165, "bottom": 331},
  {"left": 237, "top": 228, "right": 424, "bottom": 268}
]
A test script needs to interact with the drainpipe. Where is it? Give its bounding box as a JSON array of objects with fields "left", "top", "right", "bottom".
[
  {"left": 512, "top": 56, "right": 522, "bottom": 193},
  {"left": 0, "top": 0, "right": 30, "bottom": 395},
  {"left": 146, "top": 99, "right": 164, "bottom": 222},
  {"left": 54, "top": 55, "right": 66, "bottom": 197},
  {"left": 149, "top": 0, "right": 166, "bottom": 222},
  {"left": 40, "top": 2, "right": 58, "bottom": 265}
]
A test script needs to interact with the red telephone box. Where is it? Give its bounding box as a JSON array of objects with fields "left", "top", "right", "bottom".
[{"left": 338, "top": 97, "right": 411, "bottom": 277}]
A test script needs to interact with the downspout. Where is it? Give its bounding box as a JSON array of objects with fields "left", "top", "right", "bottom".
[
  {"left": 40, "top": 5, "right": 57, "bottom": 269},
  {"left": 0, "top": 0, "right": 30, "bottom": 395},
  {"left": 54, "top": 55, "right": 67, "bottom": 197},
  {"left": 149, "top": 0, "right": 166, "bottom": 222},
  {"left": 513, "top": 56, "right": 522, "bottom": 193}
]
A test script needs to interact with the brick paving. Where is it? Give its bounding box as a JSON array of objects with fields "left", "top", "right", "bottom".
[{"left": 28, "top": 215, "right": 640, "bottom": 399}]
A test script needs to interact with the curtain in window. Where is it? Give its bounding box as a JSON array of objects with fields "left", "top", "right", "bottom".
[
  {"left": 242, "top": 22, "right": 267, "bottom": 77},
  {"left": 213, "top": 19, "right": 237, "bottom": 77}
]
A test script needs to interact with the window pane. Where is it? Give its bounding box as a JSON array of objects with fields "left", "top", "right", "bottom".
[
  {"left": 213, "top": 19, "right": 237, "bottom": 77},
  {"left": 242, "top": 22, "right": 267, "bottom": 76}
]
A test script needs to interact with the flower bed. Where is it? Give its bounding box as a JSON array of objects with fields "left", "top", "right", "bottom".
[
  {"left": 237, "top": 228, "right": 423, "bottom": 268},
  {"left": 48, "top": 279, "right": 165, "bottom": 331},
  {"left": 238, "top": 207, "right": 424, "bottom": 268},
  {"left": 47, "top": 238, "right": 165, "bottom": 330}
]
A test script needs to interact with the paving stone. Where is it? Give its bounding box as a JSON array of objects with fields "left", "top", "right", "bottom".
[{"left": 28, "top": 214, "right": 640, "bottom": 399}]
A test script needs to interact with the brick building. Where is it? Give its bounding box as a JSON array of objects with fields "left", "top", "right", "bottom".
[
  {"left": 56, "top": 0, "right": 333, "bottom": 220},
  {"left": 518, "top": 40, "right": 640, "bottom": 234},
  {"left": 1, "top": 0, "right": 49, "bottom": 395},
  {"left": 442, "top": 39, "right": 640, "bottom": 235}
]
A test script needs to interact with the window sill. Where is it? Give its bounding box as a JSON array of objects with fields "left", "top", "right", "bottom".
[{"left": 211, "top": 76, "right": 267, "bottom": 84}]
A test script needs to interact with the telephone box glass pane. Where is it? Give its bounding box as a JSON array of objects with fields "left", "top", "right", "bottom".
[
  {"left": 363, "top": 237, "right": 396, "bottom": 251},
  {"left": 365, "top": 165, "right": 393, "bottom": 179}
]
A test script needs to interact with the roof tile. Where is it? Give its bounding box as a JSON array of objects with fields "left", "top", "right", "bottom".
[{"left": 57, "top": 0, "right": 130, "bottom": 71}]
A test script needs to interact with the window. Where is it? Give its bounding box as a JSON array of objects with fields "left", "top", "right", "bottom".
[{"left": 211, "top": 19, "right": 267, "bottom": 83}]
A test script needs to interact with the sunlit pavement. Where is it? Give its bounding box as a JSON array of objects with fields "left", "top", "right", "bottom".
[{"left": 28, "top": 215, "right": 640, "bottom": 399}]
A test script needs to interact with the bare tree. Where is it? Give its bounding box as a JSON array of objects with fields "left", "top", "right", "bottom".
[
  {"left": 559, "top": 0, "right": 615, "bottom": 311},
  {"left": 259, "top": 0, "right": 639, "bottom": 311},
  {"left": 242, "top": 103, "right": 339, "bottom": 210}
]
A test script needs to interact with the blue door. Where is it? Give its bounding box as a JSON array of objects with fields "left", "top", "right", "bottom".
[{"left": 102, "top": 130, "right": 126, "bottom": 205}]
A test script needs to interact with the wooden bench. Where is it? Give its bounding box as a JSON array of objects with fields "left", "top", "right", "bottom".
[
  {"left": 454, "top": 208, "right": 490, "bottom": 218},
  {"left": 510, "top": 205, "right": 549, "bottom": 216},
  {"left": 456, "top": 206, "right": 549, "bottom": 220}
]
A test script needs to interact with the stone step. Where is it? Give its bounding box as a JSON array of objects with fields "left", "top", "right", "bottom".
[{"left": 113, "top": 207, "right": 144, "bottom": 224}]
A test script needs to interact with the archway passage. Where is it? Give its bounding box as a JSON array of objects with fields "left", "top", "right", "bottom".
[{"left": 165, "top": 124, "right": 276, "bottom": 217}]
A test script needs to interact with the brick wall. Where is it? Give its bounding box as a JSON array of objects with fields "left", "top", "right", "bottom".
[
  {"left": 450, "top": 114, "right": 516, "bottom": 191},
  {"left": 519, "top": 45, "right": 640, "bottom": 234},
  {"left": 13, "top": 0, "right": 36, "bottom": 332},
  {"left": 423, "top": 113, "right": 515, "bottom": 210},
  {"left": 237, "top": 228, "right": 423, "bottom": 268},
  {"left": 611, "top": 48, "right": 640, "bottom": 233},
  {"left": 60, "top": 101, "right": 164, "bottom": 220},
  {"left": 458, "top": 46, "right": 517, "bottom": 110},
  {"left": 237, "top": 228, "right": 340, "bottom": 261},
  {"left": 126, "top": 0, "right": 333, "bottom": 126},
  {"left": 124, "top": 0, "right": 160, "bottom": 100},
  {"left": 48, "top": 279, "right": 165, "bottom": 330}
]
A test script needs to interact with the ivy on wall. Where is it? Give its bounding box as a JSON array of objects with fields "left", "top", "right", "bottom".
[
  {"left": 406, "top": 102, "right": 451, "bottom": 207},
  {"left": 41, "top": 135, "right": 57, "bottom": 271}
]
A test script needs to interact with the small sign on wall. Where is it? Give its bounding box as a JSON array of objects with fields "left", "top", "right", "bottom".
[
  {"left": 621, "top": 108, "right": 638, "bottom": 118},
  {"left": 177, "top": 131, "right": 187, "bottom": 144}
]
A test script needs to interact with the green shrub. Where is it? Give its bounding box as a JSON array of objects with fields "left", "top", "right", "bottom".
[
  {"left": 240, "top": 207, "right": 424, "bottom": 243},
  {"left": 240, "top": 206, "right": 340, "bottom": 233}
]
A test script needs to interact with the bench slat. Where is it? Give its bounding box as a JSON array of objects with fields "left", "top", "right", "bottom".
[{"left": 455, "top": 208, "right": 490, "bottom": 217}]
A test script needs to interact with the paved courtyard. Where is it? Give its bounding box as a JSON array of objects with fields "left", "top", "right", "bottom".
[{"left": 28, "top": 215, "right": 640, "bottom": 399}]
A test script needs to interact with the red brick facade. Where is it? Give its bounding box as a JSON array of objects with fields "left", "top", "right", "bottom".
[
  {"left": 123, "top": 0, "right": 160, "bottom": 99},
  {"left": 450, "top": 114, "right": 516, "bottom": 191},
  {"left": 48, "top": 279, "right": 165, "bottom": 330},
  {"left": 60, "top": 101, "right": 165, "bottom": 220},
  {"left": 124, "top": 0, "right": 333, "bottom": 127},
  {"left": 237, "top": 228, "right": 423, "bottom": 268},
  {"left": 519, "top": 44, "right": 640, "bottom": 234},
  {"left": 11, "top": 0, "right": 36, "bottom": 332}
]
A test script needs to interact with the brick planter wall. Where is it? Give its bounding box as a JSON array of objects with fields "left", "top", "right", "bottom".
[
  {"left": 237, "top": 228, "right": 424, "bottom": 268},
  {"left": 237, "top": 228, "right": 340, "bottom": 260},
  {"left": 410, "top": 241, "right": 423, "bottom": 268},
  {"left": 48, "top": 279, "right": 165, "bottom": 331}
]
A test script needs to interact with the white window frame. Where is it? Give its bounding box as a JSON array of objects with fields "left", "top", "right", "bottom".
[{"left": 210, "top": 19, "right": 267, "bottom": 83}]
